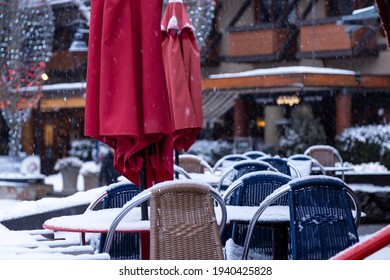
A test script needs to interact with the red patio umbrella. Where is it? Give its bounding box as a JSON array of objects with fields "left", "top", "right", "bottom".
[
  {"left": 85, "top": 0, "right": 174, "bottom": 189},
  {"left": 161, "top": 0, "right": 203, "bottom": 154}
]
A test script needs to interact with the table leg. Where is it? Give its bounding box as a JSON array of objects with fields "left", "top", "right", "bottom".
[
  {"left": 140, "top": 232, "right": 150, "bottom": 260},
  {"left": 272, "top": 226, "right": 288, "bottom": 260},
  {"left": 80, "top": 233, "right": 86, "bottom": 245}
]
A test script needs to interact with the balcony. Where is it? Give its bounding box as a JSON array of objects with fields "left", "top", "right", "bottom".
[
  {"left": 297, "top": 18, "right": 384, "bottom": 59},
  {"left": 223, "top": 24, "right": 297, "bottom": 63}
]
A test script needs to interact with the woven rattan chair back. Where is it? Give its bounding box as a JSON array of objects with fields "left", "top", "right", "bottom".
[
  {"left": 150, "top": 183, "right": 224, "bottom": 260},
  {"left": 304, "top": 145, "right": 343, "bottom": 167},
  {"left": 178, "top": 154, "right": 212, "bottom": 174}
]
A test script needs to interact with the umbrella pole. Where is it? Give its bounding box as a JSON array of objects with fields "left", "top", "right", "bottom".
[
  {"left": 175, "top": 149, "right": 179, "bottom": 179},
  {"left": 139, "top": 150, "right": 148, "bottom": 220}
]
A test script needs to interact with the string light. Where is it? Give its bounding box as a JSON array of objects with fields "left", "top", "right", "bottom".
[{"left": 163, "top": 0, "right": 216, "bottom": 51}]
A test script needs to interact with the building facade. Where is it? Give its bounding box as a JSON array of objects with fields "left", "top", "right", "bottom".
[
  {"left": 2, "top": 0, "right": 390, "bottom": 173},
  {"left": 201, "top": 0, "right": 390, "bottom": 153}
]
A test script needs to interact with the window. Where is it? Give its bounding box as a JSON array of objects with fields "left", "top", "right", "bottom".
[
  {"left": 254, "top": 0, "right": 292, "bottom": 24},
  {"left": 327, "top": 0, "right": 374, "bottom": 16}
]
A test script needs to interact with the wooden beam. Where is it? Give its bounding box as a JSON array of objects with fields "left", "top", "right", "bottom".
[
  {"left": 40, "top": 97, "right": 85, "bottom": 112},
  {"left": 202, "top": 72, "right": 390, "bottom": 92}
]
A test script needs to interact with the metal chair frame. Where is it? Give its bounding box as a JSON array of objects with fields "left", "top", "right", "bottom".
[
  {"left": 86, "top": 181, "right": 141, "bottom": 259},
  {"left": 212, "top": 154, "right": 251, "bottom": 174},
  {"left": 178, "top": 154, "right": 213, "bottom": 174},
  {"left": 304, "top": 145, "right": 345, "bottom": 180},
  {"left": 242, "top": 176, "right": 362, "bottom": 260},
  {"left": 222, "top": 171, "right": 292, "bottom": 258},
  {"left": 243, "top": 151, "right": 268, "bottom": 159},
  {"left": 216, "top": 159, "right": 278, "bottom": 192},
  {"left": 288, "top": 154, "right": 327, "bottom": 176},
  {"left": 103, "top": 180, "right": 227, "bottom": 258},
  {"left": 257, "top": 156, "right": 302, "bottom": 178}
]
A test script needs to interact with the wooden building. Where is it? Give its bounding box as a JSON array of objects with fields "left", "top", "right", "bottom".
[
  {"left": 3, "top": 0, "right": 390, "bottom": 173},
  {"left": 200, "top": 0, "right": 390, "bottom": 152}
]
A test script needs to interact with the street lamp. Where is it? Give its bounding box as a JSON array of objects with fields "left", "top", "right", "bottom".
[
  {"left": 69, "top": 21, "right": 89, "bottom": 52},
  {"left": 35, "top": 72, "right": 48, "bottom": 156}
]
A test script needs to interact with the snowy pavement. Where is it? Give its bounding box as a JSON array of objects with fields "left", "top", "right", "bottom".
[{"left": 0, "top": 173, "right": 389, "bottom": 260}]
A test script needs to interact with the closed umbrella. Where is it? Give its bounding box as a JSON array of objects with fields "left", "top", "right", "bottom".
[
  {"left": 85, "top": 0, "right": 174, "bottom": 190},
  {"left": 161, "top": 0, "right": 203, "bottom": 155}
]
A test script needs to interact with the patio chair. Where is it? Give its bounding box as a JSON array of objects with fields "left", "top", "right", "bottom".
[
  {"left": 222, "top": 171, "right": 292, "bottom": 259},
  {"left": 288, "top": 154, "right": 326, "bottom": 176},
  {"left": 257, "top": 156, "right": 301, "bottom": 178},
  {"left": 102, "top": 180, "right": 227, "bottom": 260},
  {"left": 303, "top": 145, "right": 345, "bottom": 180},
  {"left": 212, "top": 154, "right": 251, "bottom": 175},
  {"left": 216, "top": 159, "right": 278, "bottom": 192},
  {"left": 150, "top": 181, "right": 226, "bottom": 259},
  {"left": 174, "top": 164, "right": 192, "bottom": 179},
  {"left": 242, "top": 175, "right": 361, "bottom": 260},
  {"left": 243, "top": 151, "right": 268, "bottom": 159},
  {"left": 87, "top": 181, "right": 141, "bottom": 260},
  {"left": 178, "top": 154, "right": 213, "bottom": 174}
]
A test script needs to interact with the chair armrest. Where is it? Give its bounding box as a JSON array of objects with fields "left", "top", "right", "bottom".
[{"left": 209, "top": 187, "right": 227, "bottom": 236}]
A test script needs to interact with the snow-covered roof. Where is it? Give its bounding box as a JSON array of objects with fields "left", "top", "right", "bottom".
[{"left": 209, "top": 66, "right": 357, "bottom": 79}]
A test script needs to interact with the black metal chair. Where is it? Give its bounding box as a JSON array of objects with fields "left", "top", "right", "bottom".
[
  {"left": 242, "top": 176, "right": 361, "bottom": 260},
  {"left": 212, "top": 154, "right": 251, "bottom": 175},
  {"left": 222, "top": 171, "right": 292, "bottom": 258},
  {"left": 243, "top": 151, "right": 268, "bottom": 159},
  {"left": 87, "top": 181, "right": 141, "bottom": 259},
  {"left": 217, "top": 159, "right": 278, "bottom": 192},
  {"left": 257, "top": 156, "right": 301, "bottom": 178}
]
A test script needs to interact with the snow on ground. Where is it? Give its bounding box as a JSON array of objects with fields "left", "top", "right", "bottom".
[{"left": 0, "top": 171, "right": 389, "bottom": 260}]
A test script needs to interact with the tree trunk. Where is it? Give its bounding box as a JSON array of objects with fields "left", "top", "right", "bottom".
[{"left": 2, "top": 108, "right": 31, "bottom": 157}]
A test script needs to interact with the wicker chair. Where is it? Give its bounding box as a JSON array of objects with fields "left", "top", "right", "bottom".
[
  {"left": 178, "top": 154, "right": 213, "bottom": 174},
  {"left": 222, "top": 171, "right": 292, "bottom": 258},
  {"left": 102, "top": 180, "right": 227, "bottom": 260},
  {"left": 242, "top": 176, "right": 361, "bottom": 260},
  {"left": 174, "top": 164, "right": 192, "bottom": 179},
  {"left": 150, "top": 181, "right": 226, "bottom": 260},
  {"left": 304, "top": 145, "right": 345, "bottom": 179},
  {"left": 86, "top": 181, "right": 141, "bottom": 260}
]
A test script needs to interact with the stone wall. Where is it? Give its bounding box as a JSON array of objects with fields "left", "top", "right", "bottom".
[
  {"left": 0, "top": 181, "right": 53, "bottom": 200},
  {"left": 351, "top": 185, "right": 390, "bottom": 224}
]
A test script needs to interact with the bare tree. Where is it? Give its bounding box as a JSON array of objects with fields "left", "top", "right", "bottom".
[{"left": 0, "top": 0, "right": 54, "bottom": 156}]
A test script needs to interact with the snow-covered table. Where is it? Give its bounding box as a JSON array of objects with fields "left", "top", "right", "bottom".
[{"left": 43, "top": 205, "right": 291, "bottom": 259}]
